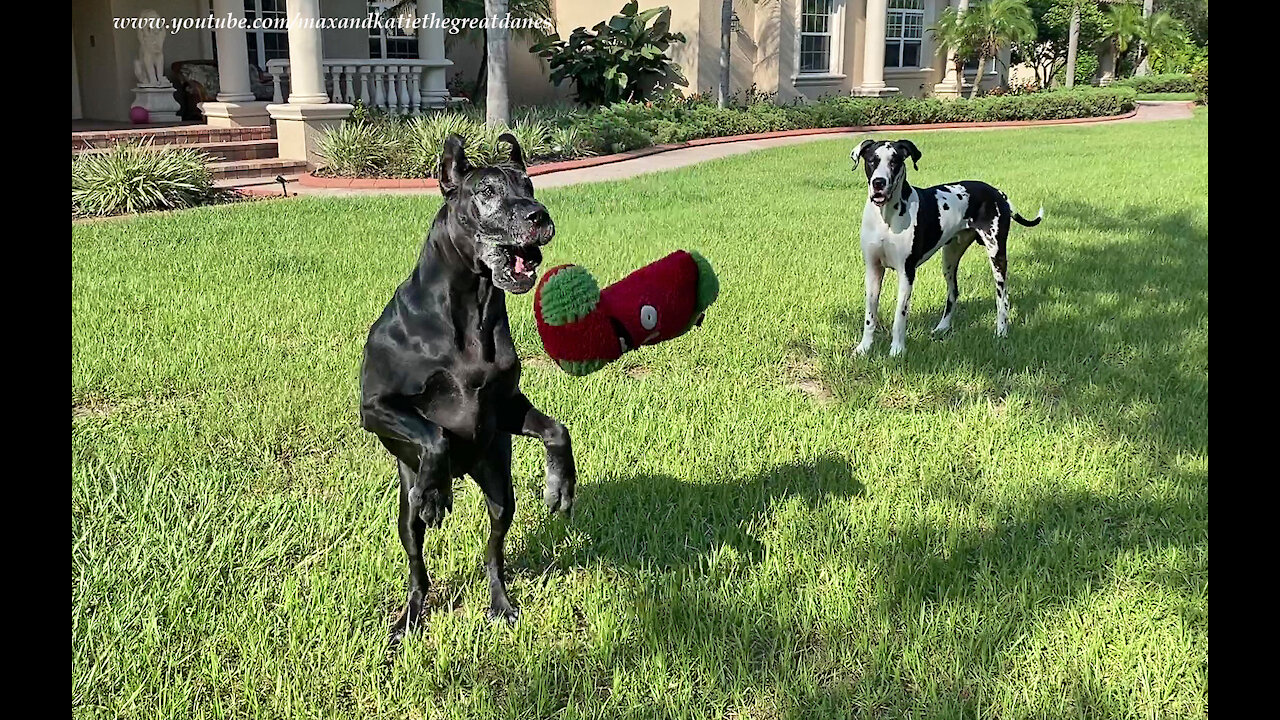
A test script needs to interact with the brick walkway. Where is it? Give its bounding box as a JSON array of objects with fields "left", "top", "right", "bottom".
[{"left": 237, "top": 101, "right": 1194, "bottom": 198}]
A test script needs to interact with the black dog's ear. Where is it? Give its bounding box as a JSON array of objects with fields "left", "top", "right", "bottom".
[
  {"left": 851, "top": 139, "right": 876, "bottom": 169},
  {"left": 894, "top": 139, "right": 921, "bottom": 170},
  {"left": 438, "top": 134, "right": 472, "bottom": 198},
  {"left": 497, "top": 132, "right": 526, "bottom": 171}
]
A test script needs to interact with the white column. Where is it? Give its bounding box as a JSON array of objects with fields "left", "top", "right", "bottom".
[
  {"left": 266, "top": 0, "right": 352, "bottom": 162},
  {"left": 857, "top": 0, "right": 898, "bottom": 96},
  {"left": 933, "top": 0, "right": 969, "bottom": 97},
  {"left": 211, "top": 0, "right": 254, "bottom": 102},
  {"left": 418, "top": 0, "right": 452, "bottom": 108},
  {"left": 282, "top": 0, "right": 329, "bottom": 104},
  {"left": 200, "top": 0, "right": 270, "bottom": 126}
]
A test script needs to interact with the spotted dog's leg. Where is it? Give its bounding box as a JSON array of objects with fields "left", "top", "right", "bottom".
[
  {"left": 933, "top": 233, "right": 974, "bottom": 335},
  {"left": 977, "top": 230, "right": 1010, "bottom": 337},
  {"left": 855, "top": 256, "right": 884, "bottom": 356},
  {"left": 889, "top": 266, "right": 915, "bottom": 357}
]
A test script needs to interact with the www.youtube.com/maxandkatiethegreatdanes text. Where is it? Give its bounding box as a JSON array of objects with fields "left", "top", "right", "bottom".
[{"left": 113, "top": 10, "right": 552, "bottom": 36}]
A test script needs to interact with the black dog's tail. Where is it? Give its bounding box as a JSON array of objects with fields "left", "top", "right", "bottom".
[{"left": 1013, "top": 205, "right": 1044, "bottom": 227}]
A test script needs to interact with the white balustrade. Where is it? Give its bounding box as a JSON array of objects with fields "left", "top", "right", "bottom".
[{"left": 265, "top": 58, "right": 448, "bottom": 115}]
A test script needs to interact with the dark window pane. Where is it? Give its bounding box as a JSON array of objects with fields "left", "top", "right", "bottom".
[
  {"left": 902, "top": 41, "right": 920, "bottom": 67},
  {"left": 263, "top": 32, "right": 289, "bottom": 61},
  {"left": 885, "top": 41, "right": 901, "bottom": 68},
  {"left": 370, "top": 38, "right": 383, "bottom": 58}
]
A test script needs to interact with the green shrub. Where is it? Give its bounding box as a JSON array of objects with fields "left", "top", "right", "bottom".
[
  {"left": 72, "top": 142, "right": 216, "bottom": 217},
  {"left": 311, "top": 87, "right": 1135, "bottom": 178},
  {"left": 1053, "top": 53, "right": 1100, "bottom": 88},
  {"left": 1192, "top": 59, "right": 1207, "bottom": 104},
  {"left": 316, "top": 121, "right": 400, "bottom": 177},
  {"left": 530, "top": 1, "right": 687, "bottom": 106},
  {"left": 1112, "top": 73, "right": 1195, "bottom": 93},
  {"left": 549, "top": 125, "right": 597, "bottom": 159}
]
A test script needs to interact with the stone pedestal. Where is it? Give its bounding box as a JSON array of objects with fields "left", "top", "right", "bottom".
[
  {"left": 267, "top": 103, "right": 353, "bottom": 165},
  {"left": 199, "top": 100, "right": 271, "bottom": 127},
  {"left": 131, "top": 85, "right": 181, "bottom": 124}
]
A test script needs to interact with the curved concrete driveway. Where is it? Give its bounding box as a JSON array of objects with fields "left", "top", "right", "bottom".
[{"left": 270, "top": 101, "right": 1193, "bottom": 197}]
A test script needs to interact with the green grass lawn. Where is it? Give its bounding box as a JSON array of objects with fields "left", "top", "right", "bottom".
[{"left": 72, "top": 110, "right": 1208, "bottom": 719}]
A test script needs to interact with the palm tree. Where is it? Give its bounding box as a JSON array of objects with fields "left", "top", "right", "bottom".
[
  {"left": 719, "top": 0, "right": 732, "bottom": 108},
  {"left": 931, "top": 0, "right": 1034, "bottom": 99},
  {"left": 485, "top": 0, "right": 510, "bottom": 126},
  {"left": 930, "top": 5, "right": 977, "bottom": 96},
  {"left": 1101, "top": 2, "right": 1145, "bottom": 60},
  {"left": 963, "top": 0, "right": 1036, "bottom": 98},
  {"left": 1135, "top": 10, "right": 1186, "bottom": 69}
]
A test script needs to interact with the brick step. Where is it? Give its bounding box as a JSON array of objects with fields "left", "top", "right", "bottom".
[
  {"left": 72, "top": 124, "right": 274, "bottom": 151},
  {"left": 210, "top": 158, "right": 308, "bottom": 182},
  {"left": 215, "top": 173, "right": 302, "bottom": 193},
  {"left": 76, "top": 138, "right": 280, "bottom": 162}
]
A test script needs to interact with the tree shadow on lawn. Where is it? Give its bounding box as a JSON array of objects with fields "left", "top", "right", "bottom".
[
  {"left": 816, "top": 200, "right": 1208, "bottom": 456},
  {"left": 488, "top": 202, "right": 1208, "bottom": 715},
  {"left": 500, "top": 459, "right": 1205, "bottom": 716}
]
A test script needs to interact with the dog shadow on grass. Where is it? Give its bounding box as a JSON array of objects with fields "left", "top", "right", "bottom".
[
  {"left": 515, "top": 454, "right": 864, "bottom": 574},
  {"left": 814, "top": 201, "right": 1208, "bottom": 455}
]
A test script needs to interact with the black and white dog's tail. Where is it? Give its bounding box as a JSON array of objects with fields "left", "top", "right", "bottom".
[{"left": 1013, "top": 206, "right": 1044, "bottom": 227}]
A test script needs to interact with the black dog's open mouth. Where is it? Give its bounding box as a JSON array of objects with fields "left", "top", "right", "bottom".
[{"left": 503, "top": 244, "right": 542, "bottom": 283}]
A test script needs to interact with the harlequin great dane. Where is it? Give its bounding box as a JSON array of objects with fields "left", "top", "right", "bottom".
[{"left": 850, "top": 138, "right": 1043, "bottom": 357}]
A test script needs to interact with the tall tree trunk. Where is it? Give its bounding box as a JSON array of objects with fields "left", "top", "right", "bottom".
[
  {"left": 1135, "top": 0, "right": 1154, "bottom": 76},
  {"left": 473, "top": 27, "right": 488, "bottom": 102},
  {"left": 718, "top": 0, "right": 732, "bottom": 108},
  {"left": 1064, "top": 5, "right": 1080, "bottom": 88},
  {"left": 485, "top": 0, "right": 510, "bottom": 127},
  {"left": 967, "top": 55, "right": 985, "bottom": 99}
]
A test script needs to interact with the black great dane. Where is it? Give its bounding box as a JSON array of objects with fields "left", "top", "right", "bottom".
[{"left": 360, "top": 133, "right": 575, "bottom": 643}]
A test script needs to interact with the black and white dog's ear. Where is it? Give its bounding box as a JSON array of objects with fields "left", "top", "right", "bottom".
[
  {"left": 894, "top": 139, "right": 921, "bottom": 170},
  {"left": 497, "top": 132, "right": 526, "bottom": 171},
  {"left": 438, "top": 134, "right": 472, "bottom": 197},
  {"left": 851, "top": 139, "right": 876, "bottom": 169}
]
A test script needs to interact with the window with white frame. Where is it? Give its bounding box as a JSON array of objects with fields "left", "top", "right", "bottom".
[
  {"left": 885, "top": 0, "right": 924, "bottom": 69},
  {"left": 243, "top": 0, "right": 289, "bottom": 69},
  {"left": 368, "top": 1, "right": 420, "bottom": 59},
  {"left": 964, "top": 56, "right": 998, "bottom": 73},
  {"left": 799, "top": 0, "right": 836, "bottom": 74}
]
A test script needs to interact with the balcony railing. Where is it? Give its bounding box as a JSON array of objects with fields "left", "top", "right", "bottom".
[{"left": 265, "top": 58, "right": 450, "bottom": 114}]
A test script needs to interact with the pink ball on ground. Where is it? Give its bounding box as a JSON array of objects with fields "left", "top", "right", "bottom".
[{"left": 129, "top": 106, "right": 150, "bottom": 124}]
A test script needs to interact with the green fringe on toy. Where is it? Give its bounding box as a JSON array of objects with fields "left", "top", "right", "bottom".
[
  {"left": 540, "top": 266, "right": 600, "bottom": 327},
  {"left": 557, "top": 358, "right": 609, "bottom": 376},
  {"left": 679, "top": 250, "right": 720, "bottom": 335}
]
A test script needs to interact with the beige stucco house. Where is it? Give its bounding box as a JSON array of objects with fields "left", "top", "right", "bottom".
[
  {"left": 526, "top": 1, "right": 1007, "bottom": 105},
  {"left": 72, "top": 1, "right": 1007, "bottom": 164}
]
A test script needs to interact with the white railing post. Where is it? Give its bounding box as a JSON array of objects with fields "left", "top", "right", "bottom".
[
  {"left": 409, "top": 68, "right": 422, "bottom": 115},
  {"left": 267, "top": 61, "right": 287, "bottom": 103},
  {"left": 397, "top": 66, "right": 411, "bottom": 115},
  {"left": 373, "top": 65, "right": 387, "bottom": 111},
  {"left": 345, "top": 65, "right": 357, "bottom": 106},
  {"left": 263, "top": 59, "right": 450, "bottom": 111}
]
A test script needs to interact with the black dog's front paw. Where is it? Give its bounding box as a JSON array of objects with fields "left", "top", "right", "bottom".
[
  {"left": 484, "top": 603, "right": 521, "bottom": 625},
  {"left": 418, "top": 485, "right": 453, "bottom": 528},
  {"left": 388, "top": 594, "right": 425, "bottom": 646},
  {"left": 543, "top": 473, "right": 576, "bottom": 517}
]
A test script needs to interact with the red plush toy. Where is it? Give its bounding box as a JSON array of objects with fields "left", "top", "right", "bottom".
[{"left": 533, "top": 250, "right": 720, "bottom": 376}]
